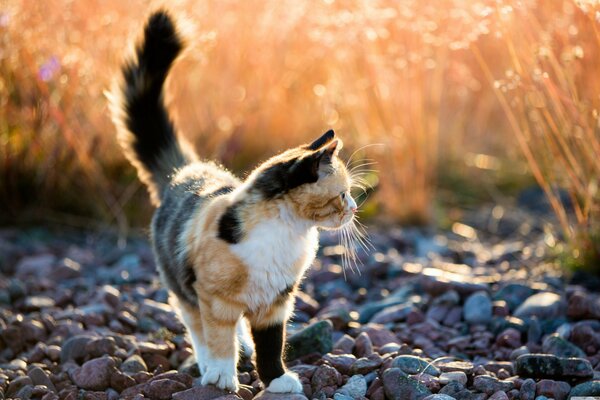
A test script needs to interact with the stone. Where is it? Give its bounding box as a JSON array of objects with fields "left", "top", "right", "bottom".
[
  {"left": 541, "top": 334, "right": 586, "bottom": 358},
  {"left": 322, "top": 353, "right": 356, "bottom": 375},
  {"left": 438, "top": 372, "right": 467, "bottom": 386},
  {"left": 514, "top": 293, "right": 566, "bottom": 319},
  {"left": 423, "top": 395, "right": 456, "bottom": 400},
  {"left": 519, "top": 378, "right": 536, "bottom": 400},
  {"left": 488, "top": 392, "right": 509, "bottom": 400},
  {"left": 362, "top": 325, "right": 400, "bottom": 347},
  {"left": 70, "top": 356, "right": 117, "bottom": 390},
  {"left": 437, "top": 361, "right": 474, "bottom": 375},
  {"left": 370, "top": 304, "right": 414, "bottom": 324},
  {"left": 6, "top": 376, "right": 33, "bottom": 398},
  {"left": 350, "top": 356, "right": 382, "bottom": 375},
  {"left": 464, "top": 291, "right": 493, "bottom": 324},
  {"left": 335, "top": 374, "right": 367, "bottom": 398},
  {"left": 382, "top": 368, "right": 431, "bottom": 400},
  {"left": 333, "top": 334, "right": 355, "bottom": 354},
  {"left": 569, "top": 380, "right": 600, "bottom": 397},
  {"left": 24, "top": 296, "right": 55, "bottom": 310},
  {"left": 391, "top": 355, "right": 440, "bottom": 376},
  {"left": 172, "top": 386, "right": 230, "bottom": 400},
  {"left": 516, "top": 354, "right": 562, "bottom": 378},
  {"left": 286, "top": 320, "right": 333, "bottom": 361},
  {"left": 28, "top": 367, "right": 56, "bottom": 393},
  {"left": 110, "top": 371, "right": 137, "bottom": 392},
  {"left": 253, "top": 392, "right": 308, "bottom": 400},
  {"left": 15, "top": 254, "right": 56, "bottom": 278},
  {"left": 559, "top": 357, "right": 594, "bottom": 378},
  {"left": 493, "top": 284, "right": 536, "bottom": 312},
  {"left": 121, "top": 354, "right": 148, "bottom": 374},
  {"left": 144, "top": 378, "right": 187, "bottom": 400},
  {"left": 85, "top": 337, "right": 117, "bottom": 358},
  {"left": 516, "top": 354, "right": 593, "bottom": 379},
  {"left": 61, "top": 335, "right": 95, "bottom": 363},
  {"left": 354, "top": 332, "right": 374, "bottom": 358},
  {"left": 439, "top": 381, "right": 464, "bottom": 397},
  {"left": 472, "top": 376, "right": 514, "bottom": 395},
  {"left": 535, "top": 379, "right": 570, "bottom": 400},
  {"left": 496, "top": 328, "right": 522, "bottom": 348},
  {"left": 312, "top": 364, "right": 342, "bottom": 392}
]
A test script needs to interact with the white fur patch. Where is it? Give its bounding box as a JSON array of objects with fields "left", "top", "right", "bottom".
[
  {"left": 236, "top": 319, "right": 254, "bottom": 358},
  {"left": 201, "top": 357, "right": 238, "bottom": 392},
  {"left": 180, "top": 308, "right": 209, "bottom": 374},
  {"left": 230, "top": 209, "right": 319, "bottom": 311},
  {"left": 267, "top": 371, "right": 303, "bottom": 394}
]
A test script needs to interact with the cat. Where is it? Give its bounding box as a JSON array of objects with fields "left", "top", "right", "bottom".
[{"left": 109, "top": 10, "right": 359, "bottom": 394}]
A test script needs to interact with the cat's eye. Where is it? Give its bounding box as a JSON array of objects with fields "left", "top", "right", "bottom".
[{"left": 340, "top": 192, "right": 346, "bottom": 200}]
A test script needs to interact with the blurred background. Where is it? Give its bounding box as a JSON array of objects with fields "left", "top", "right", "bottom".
[{"left": 0, "top": 0, "right": 598, "bottom": 271}]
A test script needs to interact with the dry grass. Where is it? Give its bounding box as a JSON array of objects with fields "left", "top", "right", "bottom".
[
  {"left": 1, "top": 0, "right": 598, "bottom": 269},
  {"left": 475, "top": 0, "right": 600, "bottom": 271}
]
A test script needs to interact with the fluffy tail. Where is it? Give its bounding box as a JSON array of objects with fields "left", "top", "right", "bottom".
[{"left": 109, "top": 10, "right": 196, "bottom": 206}]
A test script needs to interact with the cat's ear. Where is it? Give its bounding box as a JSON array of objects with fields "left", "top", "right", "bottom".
[
  {"left": 308, "top": 129, "right": 335, "bottom": 150},
  {"left": 317, "top": 138, "right": 342, "bottom": 164},
  {"left": 289, "top": 139, "right": 342, "bottom": 185}
]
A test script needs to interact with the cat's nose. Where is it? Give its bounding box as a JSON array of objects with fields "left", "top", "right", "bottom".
[{"left": 351, "top": 206, "right": 357, "bottom": 213}]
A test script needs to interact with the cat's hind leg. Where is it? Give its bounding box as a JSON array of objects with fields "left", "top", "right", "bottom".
[
  {"left": 179, "top": 301, "right": 209, "bottom": 375},
  {"left": 236, "top": 318, "right": 254, "bottom": 359}
]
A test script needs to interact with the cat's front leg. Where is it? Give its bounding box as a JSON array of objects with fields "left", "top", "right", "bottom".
[
  {"left": 199, "top": 298, "right": 243, "bottom": 392},
  {"left": 249, "top": 301, "right": 303, "bottom": 394}
]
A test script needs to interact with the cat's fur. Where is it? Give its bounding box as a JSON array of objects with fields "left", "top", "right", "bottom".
[{"left": 109, "top": 10, "right": 358, "bottom": 393}]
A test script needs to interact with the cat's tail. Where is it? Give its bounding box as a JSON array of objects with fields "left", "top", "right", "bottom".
[{"left": 109, "top": 10, "right": 196, "bottom": 206}]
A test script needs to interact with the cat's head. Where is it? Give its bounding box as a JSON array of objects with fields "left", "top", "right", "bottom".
[{"left": 250, "top": 130, "right": 357, "bottom": 229}]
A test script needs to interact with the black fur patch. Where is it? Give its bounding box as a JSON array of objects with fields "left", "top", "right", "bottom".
[
  {"left": 253, "top": 156, "right": 321, "bottom": 199},
  {"left": 251, "top": 323, "right": 286, "bottom": 386},
  {"left": 122, "top": 10, "right": 186, "bottom": 181},
  {"left": 218, "top": 204, "right": 242, "bottom": 243},
  {"left": 308, "top": 129, "right": 335, "bottom": 150}
]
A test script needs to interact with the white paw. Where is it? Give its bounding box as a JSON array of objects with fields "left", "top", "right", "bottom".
[
  {"left": 200, "top": 358, "right": 238, "bottom": 392},
  {"left": 267, "top": 371, "right": 303, "bottom": 394}
]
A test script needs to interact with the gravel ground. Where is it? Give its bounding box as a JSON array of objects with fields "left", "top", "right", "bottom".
[{"left": 1, "top": 205, "right": 599, "bottom": 400}]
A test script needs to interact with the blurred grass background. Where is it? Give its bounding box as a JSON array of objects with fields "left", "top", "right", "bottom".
[{"left": 0, "top": 0, "right": 598, "bottom": 269}]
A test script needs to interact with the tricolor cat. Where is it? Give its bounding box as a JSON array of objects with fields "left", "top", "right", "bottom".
[{"left": 110, "top": 10, "right": 359, "bottom": 394}]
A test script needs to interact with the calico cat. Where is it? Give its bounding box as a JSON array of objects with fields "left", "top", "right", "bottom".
[{"left": 109, "top": 10, "right": 359, "bottom": 393}]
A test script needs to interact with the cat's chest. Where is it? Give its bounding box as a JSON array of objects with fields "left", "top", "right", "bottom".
[{"left": 229, "top": 219, "right": 318, "bottom": 307}]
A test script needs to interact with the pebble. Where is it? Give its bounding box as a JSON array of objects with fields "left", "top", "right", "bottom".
[
  {"left": 382, "top": 368, "right": 432, "bottom": 400},
  {"left": 472, "top": 375, "right": 514, "bottom": 395},
  {"left": 28, "top": 367, "right": 56, "bottom": 393},
  {"left": 535, "top": 379, "right": 570, "bottom": 400},
  {"left": 439, "top": 371, "right": 467, "bottom": 386},
  {"left": 464, "top": 291, "right": 493, "bottom": 324},
  {"left": 541, "top": 333, "right": 586, "bottom": 358},
  {"left": 354, "top": 332, "right": 374, "bottom": 358},
  {"left": 287, "top": 320, "right": 333, "bottom": 361},
  {"left": 391, "top": 355, "right": 440, "bottom": 376},
  {"left": 514, "top": 292, "right": 566, "bottom": 319},
  {"left": 70, "top": 356, "right": 116, "bottom": 390},
  {"left": 520, "top": 378, "right": 536, "bottom": 400},
  {"left": 122, "top": 354, "right": 149, "bottom": 374},
  {"left": 569, "top": 380, "right": 600, "bottom": 397},
  {"left": 335, "top": 374, "right": 367, "bottom": 398}
]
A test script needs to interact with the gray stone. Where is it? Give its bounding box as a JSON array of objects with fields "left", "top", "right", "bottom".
[
  {"left": 60, "top": 335, "right": 95, "bottom": 363},
  {"left": 472, "top": 375, "right": 514, "bottom": 395},
  {"left": 335, "top": 375, "right": 367, "bottom": 399},
  {"left": 70, "top": 356, "right": 116, "bottom": 390},
  {"left": 121, "top": 354, "right": 148, "bottom": 374},
  {"left": 514, "top": 293, "right": 566, "bottom": 319},
  {"left": 382, "top": 368, "right": 431, "bottom": 400},
  {"left": 28, "top": 367, "right": 56, "bottom": 393},
  {"left": 423, "top": 395, "right": 457, "bottom": 400},
  {"left": 287, "top": 320, "right": 333, "bottom": 361},
  {"left": 516, "top": 354, "right": 593, "bottom": 379},
  {"left": 391, "top": 355, "right": 440, "bottom": 376},
  {"left": 569, "top": 380, "right": 600, "bottom": 397},
  {"left": 464, "top": 291, "right": 493, "bottom": 324},
  {"left": 519, "top": 378, "right": 536, "bottom": 400},
  {"left": 493, "top": 284, "right": 536, "bottom": 312},
  {"left": 541, "top": 334, "right": 586, "bottom": 358}
]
